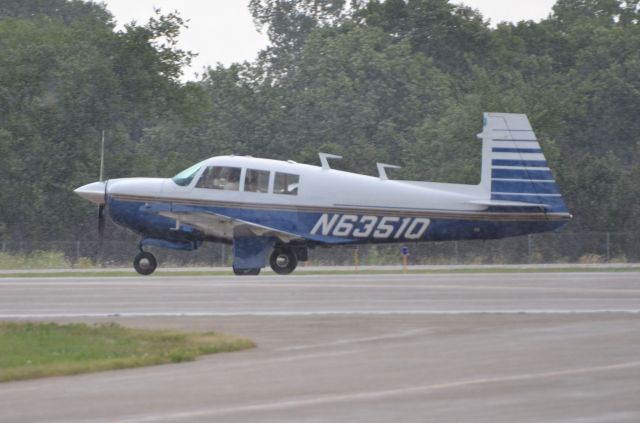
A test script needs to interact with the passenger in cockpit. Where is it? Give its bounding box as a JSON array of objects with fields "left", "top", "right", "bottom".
[{"left": 224, "top": 169, "right": 240, "bottom": 191}]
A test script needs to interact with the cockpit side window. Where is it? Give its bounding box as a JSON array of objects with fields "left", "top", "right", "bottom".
[
  {"left": 245, "top": 169, "right": 270, "bottom": 193},
  {"left": 172, "top": 160, "right": 206, "bottom": 186},
  {"left": 196, "top": 166, "right": 242, "bottom": 191},
  {"left": 274, "top": 172, "right": 299, "bottom": 195}
]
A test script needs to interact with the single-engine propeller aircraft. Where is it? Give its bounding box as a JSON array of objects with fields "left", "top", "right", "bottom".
[{"left": 75, "top": 113, "right": 572, "bottom": 275}]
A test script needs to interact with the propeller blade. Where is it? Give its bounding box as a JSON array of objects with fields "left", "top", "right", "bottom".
[
  {"left": 98, "top": 204, "right": 105, "bottom": 239},
  {"left": 97, "top": 202, "right": 105, "bottom": 266}
]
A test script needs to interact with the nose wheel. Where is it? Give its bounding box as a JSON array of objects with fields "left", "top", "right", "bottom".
[
  {"left": 133, "top": 251, "right": 157, "bottom": 275},
  {"left": 269, "top": 247, "right": 298, "bottom": 275}
]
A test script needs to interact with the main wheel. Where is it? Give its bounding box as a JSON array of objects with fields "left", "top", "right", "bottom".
[
  {"left": 133, "top": 251, "right": 157, "bottom": 275},
  {"left": 233, "top": 267, "right": 261, "bottom": 276},
  {"left": 269, "top": 247, "right": 298, "bottom": 275}
]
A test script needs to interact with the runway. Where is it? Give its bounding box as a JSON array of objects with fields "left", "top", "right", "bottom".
[{"left": 1, "top": 272, "right": 639, "bottom": 422}]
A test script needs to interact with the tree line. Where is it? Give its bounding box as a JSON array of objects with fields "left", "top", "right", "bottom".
[{"left": 0, "top": 0, "right": 639, "bottom": 251}]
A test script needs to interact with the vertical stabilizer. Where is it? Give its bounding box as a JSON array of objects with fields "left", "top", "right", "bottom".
[{"left": 478, "top": 113, "right": 568, "bottom": 213}]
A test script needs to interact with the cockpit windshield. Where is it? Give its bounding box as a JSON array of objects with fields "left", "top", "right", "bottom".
[{"left": 172, "top": 160, "right": 206, "bottom": 186}]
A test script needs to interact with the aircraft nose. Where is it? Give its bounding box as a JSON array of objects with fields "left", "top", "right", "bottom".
[{"left": 74, "top": 181, "right": 106, "bottom": 205}]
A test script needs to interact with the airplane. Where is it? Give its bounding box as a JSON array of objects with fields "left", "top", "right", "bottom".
[{"left": 74, "top": 113, "right": 572, "bottom": 276}]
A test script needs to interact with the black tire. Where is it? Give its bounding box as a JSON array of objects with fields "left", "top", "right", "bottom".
[
  {"left": 269, "top": 247, "right": 298, "bottom": 275},
  {"left": 133, "top": 251, "right": 157, "bottom": 275},
  {"left": 233, "top": 267, "right": 261, "bottom": 276}
]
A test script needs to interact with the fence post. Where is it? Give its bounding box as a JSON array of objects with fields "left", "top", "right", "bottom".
[
  {"left": 221, "top": 244, "right": 226, "bottom": 267},
  {"left": 353, "top": 247, "right": 359, "bottom": 271},
  {"left": 527, "top": 235, "right": 533, "bottom": 264},
  {"left": 454, "top": 241, "right": 459, "bottom": 264},
  {"left": 606, "top": 232, "right": 611, "bottom": 262},
  {"left": 76, "top": 240, "right": 80, "bottom": 264}
]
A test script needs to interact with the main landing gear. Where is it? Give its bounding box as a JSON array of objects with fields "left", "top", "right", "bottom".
[
  {"left": 131, "top": 244, "right": 304, "bottom": 276},
  {"left": 133, "top": 250, "right": 157, "bottom": 275},
  {"left": 269, "top": 247, "right": 298, "bottom": 275},
  {"left": 232, "top": 267, "right": 261, "bottom": 276}
]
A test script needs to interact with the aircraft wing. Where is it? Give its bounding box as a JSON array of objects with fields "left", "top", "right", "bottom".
[{"left": 159, "top": 211, "right": 303, "bottom": 243}]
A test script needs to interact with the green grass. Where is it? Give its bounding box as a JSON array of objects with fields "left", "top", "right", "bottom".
[
  {"left": 0, "top": 251, "right": 71, "bottom": 269},
  {"left": 0, "top": 322, "right": 255, "bottom": 382}
]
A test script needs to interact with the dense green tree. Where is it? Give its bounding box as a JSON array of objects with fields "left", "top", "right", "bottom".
[
  {"left": 269, "top": 25, "right": 453, "bottom": 172},
  {"left": 358, "top": 0, "right": 491, "bottom": 76},
  {"left": 0, "top": 1, "right": 197, "bottom": 243},
  {"left": 249, "top": 0, "right": 354, "bottom": 75},
  {"left": 561, "top": 153, "right": 634, "bottom": 231},
  {"left": 1, "top": 0, "right": 639, "bottom": 259},
  {"left": 0, "top": 0, "right": 112, "bottom": 25}
]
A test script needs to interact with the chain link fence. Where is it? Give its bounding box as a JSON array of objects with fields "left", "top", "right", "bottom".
[{"left": 1, "top": 230, "right": 638, "bottom": 268}]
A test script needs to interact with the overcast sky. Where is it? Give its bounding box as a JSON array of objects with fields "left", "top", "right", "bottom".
[{"left": 101, "top": 0, "right": 557, "bottom": 80}]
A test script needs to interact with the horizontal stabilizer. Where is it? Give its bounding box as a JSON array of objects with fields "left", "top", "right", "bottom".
[{"left": 467, "top": 199, "right": 547, "bottom": 209}]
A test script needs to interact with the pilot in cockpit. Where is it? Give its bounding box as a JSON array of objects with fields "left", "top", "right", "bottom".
[{"left": 224, "top": 169, "right": 240, "bottom": 190}]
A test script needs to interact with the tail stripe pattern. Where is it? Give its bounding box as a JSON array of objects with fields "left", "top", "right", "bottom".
[{"left": 484, "top": 113, "right": 569, "bottom": 213}]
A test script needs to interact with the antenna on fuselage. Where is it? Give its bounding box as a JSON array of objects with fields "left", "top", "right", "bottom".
[
  {"left": 99, "top": 130, "right": 105, "bottom": 182},
  {"left": 376, "top": 163, "right": 401, "bottom": 180},
  {"left": 97, "top": 130, "right": 106, "bottom": 266},
  {"left": 318, "top": 152, "right": 342, "bottom": 170}
]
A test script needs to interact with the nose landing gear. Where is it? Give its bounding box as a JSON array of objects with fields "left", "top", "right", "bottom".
[{"left": 133, "top": 251, "right": 157, "bottom": 275}]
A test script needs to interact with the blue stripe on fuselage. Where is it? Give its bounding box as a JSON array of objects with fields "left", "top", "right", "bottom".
[
  {"left": 107, "top": 198, "right": 201, "bottom": 243},
  {"left": 107, "top": 196, "right": 567, "bottom": 247}
]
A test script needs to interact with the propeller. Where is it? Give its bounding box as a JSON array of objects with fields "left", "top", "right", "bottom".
[{"left": 98, "top": 204, "right": 105, "bottom": 245}]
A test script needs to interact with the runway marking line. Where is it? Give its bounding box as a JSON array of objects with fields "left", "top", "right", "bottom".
[
  {"left": 279, "top": 328, "right": 431, "bottom": 352},
  {"left": 2, "top": 282, "right": 639, "bottom": 296},
  {"left": 1, "top": 310, "right": 639, "bottom": 319},
  {"left": 107, "top": 360, "right": 640, "bottom": 422},
  {"left": 2, "top": 272, "right": 639, "bottom": 284}
]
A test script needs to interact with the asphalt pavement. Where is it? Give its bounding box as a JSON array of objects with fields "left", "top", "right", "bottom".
[{"left": 0, "top": 272, "right": 639, "bottom": 423}]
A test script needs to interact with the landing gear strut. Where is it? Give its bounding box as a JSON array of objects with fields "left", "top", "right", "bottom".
[
  {"left": 232, "top": 267, "right": 261, "bottom": 276},
  {"left": 133, "top": 251, "right": 157, "bottom": 275},
  {"left": 269, "top": 247, "right": 298, "bottom": 275}
]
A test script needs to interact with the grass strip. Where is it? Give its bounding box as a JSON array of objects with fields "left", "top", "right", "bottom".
[{"left": 0, "top": 322, "right": 255, "bottom": 382}]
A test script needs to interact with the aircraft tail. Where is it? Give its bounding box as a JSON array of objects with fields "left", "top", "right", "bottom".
[{"left": 478, "top": 113, "right": 569, "bottom": 214}]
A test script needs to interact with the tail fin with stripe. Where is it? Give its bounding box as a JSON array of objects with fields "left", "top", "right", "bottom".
[{"left": 478, "top": 113, "right": 569, "bottom": 214}]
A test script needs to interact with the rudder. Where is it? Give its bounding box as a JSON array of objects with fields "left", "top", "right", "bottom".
[{"left": 478, "top": 113, "right": 569, "bottom": 214}]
